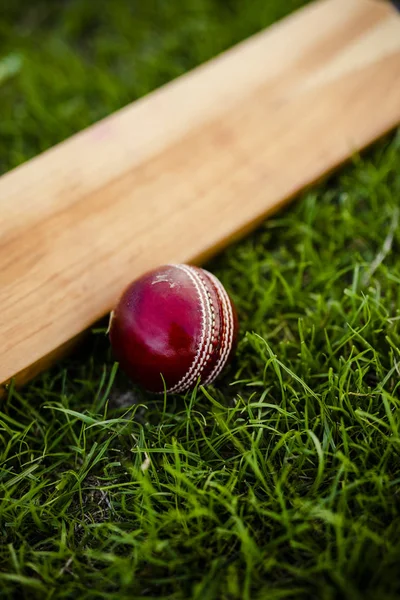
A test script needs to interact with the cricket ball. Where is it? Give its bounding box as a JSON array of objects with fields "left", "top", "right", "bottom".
[{"left": 109, "top": 264, "right": 238, "bottom": 393}]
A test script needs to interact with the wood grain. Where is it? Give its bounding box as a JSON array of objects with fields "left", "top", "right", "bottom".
[{"left": 1, "top": 0, "right": 400, "bottom": 391}]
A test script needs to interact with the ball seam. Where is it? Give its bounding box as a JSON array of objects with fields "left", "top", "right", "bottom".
[
  {"left": 166, "top": 265, "right": 213, "bottom": 393},
  {"left": 203, "top": 272, "right": 234, "bottom": 385}
]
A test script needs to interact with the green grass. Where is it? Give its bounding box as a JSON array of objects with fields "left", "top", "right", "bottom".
[{"left": 2, "top": 1, "right": 400, "bottom": 599}]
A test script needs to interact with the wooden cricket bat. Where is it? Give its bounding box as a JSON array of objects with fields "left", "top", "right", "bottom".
[{"left": 1, "top": 0, "right": 400, "bottom": 392}]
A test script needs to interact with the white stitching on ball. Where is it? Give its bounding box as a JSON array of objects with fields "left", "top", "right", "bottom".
[
  {"left": 203, "top": 272, "right": 234, "bottom": 385},
  {"left": 166, "top": 265, "right": 214, "bottom": 393}
]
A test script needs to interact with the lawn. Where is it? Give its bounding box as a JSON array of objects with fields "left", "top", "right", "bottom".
[{"left": 1, "top": 1, "right": 400, "bottom": 599}]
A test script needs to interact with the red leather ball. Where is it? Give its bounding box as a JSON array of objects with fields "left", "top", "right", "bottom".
[{"left": 109, "top": 264, "right": 238, "bottom": 393}]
